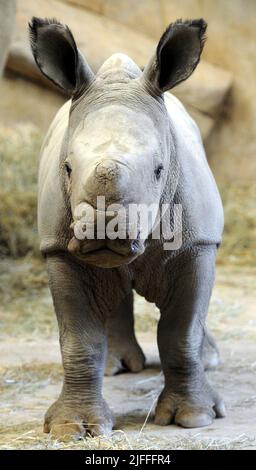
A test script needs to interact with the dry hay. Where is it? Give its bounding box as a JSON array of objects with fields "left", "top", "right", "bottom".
[
  {"left": 0, "top": 256, "right": 55, "bottom": 336},
  {"left": 0, "top": 353, "right": 255, "bottom": 450},
  {"left": 218, "top": 182, "right": 256, "bottom": 267},
  {"left": 0, "top": 363, "right": 63, "bottom": 398},
  {"left": 0, "top": 124, "right": 42, "bottom": 256},
  {"left": 0, "top": 423, "right": 254, "bottom": 450}
]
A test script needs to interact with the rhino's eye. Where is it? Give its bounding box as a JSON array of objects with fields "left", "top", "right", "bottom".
[
  {"left": 154, "top": 164, "right": 164, "bottom": 180},
  {"left": 65, "top": 161, "right": 72, "bottom": 177}
]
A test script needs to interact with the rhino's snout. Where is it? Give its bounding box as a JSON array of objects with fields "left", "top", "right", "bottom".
[
  {"left": 67, "top": 234, "right": 144, "bottom": 268},
  {"left": 94, "top": 159, "right": 120, "bottom": 182},
  {"left": 67, "top": 201, "right": 145, "bottom": 267},
  {"left": 68, "top": 236, "right": 144, "bottom": 257}
]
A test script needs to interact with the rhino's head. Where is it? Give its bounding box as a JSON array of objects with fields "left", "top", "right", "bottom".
[{"left": 29, "top": 17, "right": 206, "bottom": 268}]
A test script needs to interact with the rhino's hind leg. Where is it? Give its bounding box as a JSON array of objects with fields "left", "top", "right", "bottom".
[
  {"left": 202, "top": 328, "right": 220, "bottom": 370},
  {"left": 105, "top": 291, "right": 145, "bottom": 376}
]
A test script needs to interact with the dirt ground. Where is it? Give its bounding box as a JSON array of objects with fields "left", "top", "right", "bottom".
[{"left": 0, "top": 262, "right": 255, "bottom": 450}]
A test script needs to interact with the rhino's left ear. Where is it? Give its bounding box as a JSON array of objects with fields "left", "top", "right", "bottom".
[
  {"left": 29, "top": 17, "right": 95, "bottom": 96},
  {"left": 142, "top": 19, "right": 207, "bottom": 94}
]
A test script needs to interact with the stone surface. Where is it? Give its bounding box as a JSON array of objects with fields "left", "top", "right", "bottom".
[
  {"left": 175, "top": 62, "right": 232, "bottom": 118},
  {"left": 64, "top": 0, "right": 165, "bottom": 38},
  {"left": 0, "top": 0, "right": 16, "bottom": 76},
  {"left": 65, "top": 0, "right": 103, "bottom": 15},
  {"left": 0, "top": 73, "right": 64, "bottom": 131}
]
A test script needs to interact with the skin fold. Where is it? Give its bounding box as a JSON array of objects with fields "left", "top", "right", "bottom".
[{"left": 29, "top": 17, "right": 225, "bottom": 438}]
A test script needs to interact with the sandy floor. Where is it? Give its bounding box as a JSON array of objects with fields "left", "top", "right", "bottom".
[{"left": 0, "top": 264, "right": 255, "bottom": 450}]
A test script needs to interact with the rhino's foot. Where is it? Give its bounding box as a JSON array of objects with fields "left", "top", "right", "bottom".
[
  {"left": 154, "top": 385, "right": 226, "bottom": 428},
  {"left": 44, "top": 397, "right": 114, "bottom": 440},
  {"left": 202, "top": 331, "right": 220, "bottom": 370},
  {"left": 105, "top": 341, "right": 145, "bottom": 376}
]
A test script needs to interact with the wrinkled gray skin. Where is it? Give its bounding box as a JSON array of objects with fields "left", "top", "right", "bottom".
[{"left": 29, "top": 17, "right": 225, "bottom": 437}]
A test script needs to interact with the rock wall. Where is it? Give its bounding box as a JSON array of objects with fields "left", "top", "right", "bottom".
[
  {"left": 5, "top": 0, "right": 232, "bottom": 143},
  {"left": 161, "top": 0, "right": 256, "bottom": 184},
  {"left": 2, "top": 0, "right": 255, "bottom": 183},
  {"left": 0, "top": 0, "right": 16, "bottom": 76}
]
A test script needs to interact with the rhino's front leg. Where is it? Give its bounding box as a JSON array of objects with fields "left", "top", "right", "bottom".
[
  {"left": 105, "top": 291, "right": 145, "bottom": 376},
  {"left": 44, "top": 254, "right": 113, "bottom": 439},
  {"left": 155, "top": 247, "right": 226, "bottom": 428}
]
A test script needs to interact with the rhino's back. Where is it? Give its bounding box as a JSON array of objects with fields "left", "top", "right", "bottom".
[
  {"left": 164, "top": 93, "right": 224, "bottom": 246},
  {"left": 38, "top": 100, "right": 71, "bottom": 253}
]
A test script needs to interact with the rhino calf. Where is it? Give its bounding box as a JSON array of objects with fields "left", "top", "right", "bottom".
[{"left": 29, "top": 17, "right": 225, "bottom": 438}]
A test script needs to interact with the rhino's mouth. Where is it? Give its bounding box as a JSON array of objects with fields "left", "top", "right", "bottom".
[{"left": 67, "top": 237, "right": 145, "bottom": 268}]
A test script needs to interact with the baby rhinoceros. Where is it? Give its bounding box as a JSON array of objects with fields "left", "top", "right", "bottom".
[{"left": 29, "top": 16, "right": 225, "bottom": 438}]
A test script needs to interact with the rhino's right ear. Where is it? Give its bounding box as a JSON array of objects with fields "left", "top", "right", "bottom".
[
  {"left": 142, "top": 19, "right": 207, "bottom": 94},
  {"left": 29, "top": 17, "right": 95, "bottom": 95}
]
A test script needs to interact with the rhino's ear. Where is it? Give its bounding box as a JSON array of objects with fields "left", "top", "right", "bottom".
[
  {"left": 142, "top": 19, "right": 207, "bottom": 93},
  {"left": 29, "top": 17, "right": 94, "bottom": 95}
]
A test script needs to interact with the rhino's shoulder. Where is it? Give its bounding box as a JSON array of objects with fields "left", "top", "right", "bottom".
[
  {"left": 164, "top": 93, "right": 202, "bottom": 145},
  {"left": 164, "top": 93, "right": 224, "bottom": 246}
]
